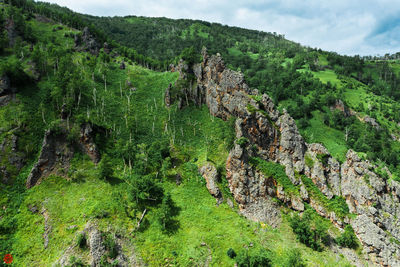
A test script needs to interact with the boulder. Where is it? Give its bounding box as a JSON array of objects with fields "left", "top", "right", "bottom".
[{"left": 199, "top": 162, "right": 222, "bottom": 202}]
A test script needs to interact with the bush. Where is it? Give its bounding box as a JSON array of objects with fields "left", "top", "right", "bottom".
[
  {"left": 68, "top": 256, "right": 85, "bottom": 267},
  {"left": 76, "top": 232, "right": 86, "bottom": 249},
  {"left": 282, "top": 248, "right": 306, "bottom": 267},
  {"left": 236, "top": 248, "right": 272, "bottom": 267},
  {"left": 336, "top": 225, "right": 358, "bottom": 249},
  {"left": 103, "top": 233, "right": 118, "bottom": 259},
  {"left": 98, "top": 154, "right": 113, "bottom": 181},
  {"left": 156, "top": 193, "right": 180, "bottom": 233},
  {"left": 288, "top": 210, "right": 329, "bottom": 251},
  {"left": 236, "top": 137, "right": 249, "bottom": 148},
  {"left": 227, "top": 248, "right": 237, "bottom": 259},
  {"left": 305, "top": 154, "right": 314, "bottom": 168}
]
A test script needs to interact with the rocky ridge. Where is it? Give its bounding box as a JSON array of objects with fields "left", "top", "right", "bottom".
[
  {"left": 26, "top": 123, "right": 100, "bottom": 188},
  {"left": 169, "top": 48, "right": 400, "bottom": 266}
]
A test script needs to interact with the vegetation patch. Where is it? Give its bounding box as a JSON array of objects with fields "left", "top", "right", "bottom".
[{"left": 250, "top": 157, "right": 300, "bottom": 196}]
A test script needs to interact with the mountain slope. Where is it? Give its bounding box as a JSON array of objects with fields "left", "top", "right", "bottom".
[{"left": 1, "top": 1, "right": 400, "bottom": 266}]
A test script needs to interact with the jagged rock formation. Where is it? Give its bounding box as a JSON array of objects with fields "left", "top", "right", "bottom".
[
  {"left": 57, "top": 222, "right": 135, "bottom": 266},
  {"left": 79, "top": 123, "right": 101, "bottom": 164},
  {"left": 74, "top": 27, "right": 100, "bottom": 55},
  {"left": 199, "top": 162, "right": 223, "bottom": 204},
  {"left": 169, "top": 48, "right": 400, "bottom": 266},
  {"left": 0, "top": 75, "right": 16, "bottom": 106},
  {"left": 26, "top": 124, "right": 100, "bottom": 188},
  {"left": 0, "top": 133, "right": 25, "bottom": 184}
]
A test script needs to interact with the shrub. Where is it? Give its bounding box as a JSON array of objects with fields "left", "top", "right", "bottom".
[
  {"left": 236, "top": 137, "right": 249, "bottom": 148},
  {"left": 156, "top": 193, "right": 180, "bottom": 233},
  {"left": 68, "top": 256, "right": 85, "bottom": 267},
  {"left": 282, "top": 248, "right": 306, "bottom": 267},
  {"left": 227, "top": 248, "right": 237, "bottom": 259},
  {"left": 76, "top": 232, "right": 86, "bottom": 249},
  {"left": 336, "top": 225, "right": 358, "bottom": 249},
  {"left": 288, "top": 209, "right": 329, "bottom": 251},
  {"left": 305, "top": 154, "right": 314, "bottom": 168},
  {"left": 235, "top": 248, "right": 272, "bottom": 267},
  {"left": 103, "top": 233, "right": 118, "bottom": 259},
  {"left": 98, "top": 154, "right": 113, "bottom": 181}
]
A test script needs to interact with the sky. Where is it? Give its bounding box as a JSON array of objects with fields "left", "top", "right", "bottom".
[{"left": 44, "top": 0, "right": 400, "bottom": 56}]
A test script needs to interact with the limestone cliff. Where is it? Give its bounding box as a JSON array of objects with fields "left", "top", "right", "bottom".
[{"left": 170, "top": 48, "right": 400, "bottom": 266}]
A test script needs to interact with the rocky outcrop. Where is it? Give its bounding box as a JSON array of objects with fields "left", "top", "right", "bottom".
[
  {"left": 75, "top": 27, "right": 100, "bottom": 55},
  {"left": 199, "top": 162, "right": 223, "bottom": 204},
  {"left": 79, "top": 123, "right": 101, "bottom": 164},
  {"left": 0, "top": 75, "right": 16, "bottom": 107},
  {"left": 171, "top": 49, "right": 400, "bottom": 265},
  {"left": 0, "top": 133, "right": 26, "bottom": 184},
  {"left": 26, "top": 124, "right": 101, "bottom": 188},
  {"left": 363, "top": 115, "right": 380, "bottom": 130},
  {"left": 58, "top": 222, "right": 135, "bottom": 267},
  {"left": 331, "top": 99, "right": 354, "bottom": 117},
  {"left": 26, "top": 128, "right": 74, "bottom": 188},
  {"left": 340, "top": 150, "right": 400, "bottom": 265}
]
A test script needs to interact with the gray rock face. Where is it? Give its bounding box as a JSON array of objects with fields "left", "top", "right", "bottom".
[
  {"left": 172, "top": 50, "right": 400, "bottom": 265},
  {"left": 363, "top": 115, "right": 380, "bottom": 130},
  {"left": 27, "top": 124, "right": 101, "bottom": 188},
  {"left": 276, "top": 111, "right": 306, "bottom": 184},
  {"left": 86, "top": 223, "right": 106, "bottom": 266},
  {"left": 0, "top": 134, "right": 25, "bottom": 184},
  {"left": 75, "top": 27, "right": 100, "bottom": 55},
  {"left": 0, "top": 75, "right": 11, "bottom": 96},
  {"left": 164, "top": 83, "right": 172, "bottom": 107},
  {"left": 199, "top": 162, "right": 222, "bottom": 202},
  {"left": 79, "top": 123, "right": 101, "bottom": 164},
  {"left": 26, "top": 129, "right": 74, "bottom": 188},
  {"left": 341, "top": 150, "right": 400, "bottom": 265}
]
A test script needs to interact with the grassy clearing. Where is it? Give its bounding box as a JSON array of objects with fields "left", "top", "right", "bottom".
[
  {"left": 300, "top": 110, "right": 348, "bottom": 162},
  {"left": 312, "top": 70, "right": 342, "bottom": 87}
]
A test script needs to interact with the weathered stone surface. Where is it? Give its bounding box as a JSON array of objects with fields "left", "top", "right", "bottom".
[
  {"left": 26, "top": 129, "right": 74, "bottom": 188},
  {"left": 304, "top": 143, "right": 341, "bottom": 198},
  {"left": 363, "top": 115, "right": 380, "bottom": 130},
  {"left": 165, "top": 83, "right": 172, "bottom": 107},
  {"left": 26, "top": 124, "right": 101, "bottom": 188},
  {"left": 79, "top": 123, "right": 101, "bottom": 164},
  {"left": 171, "top": 50, "right": 400, "bottom": 265},
  {"left": 75, "top": 27, "right": 100, "bottom": 55},
  {"left": 341, "top": 150, "right": 382, "bottom": 213},
  {"left": 276, "top": 110, "right": 306, "bottom": 184},
  {"left": 199, "top": 162, "right": 222, "bottom": 203},
  {"left": 0, "top": 75, "right": 11, "bottom": 96},
  {"left": 331, "top": 99, "right": 353, "bottom": 117},
  {"left": 0, "top": 134, "right": 25, "bottom": 184},
  {"left": 86, "top": 222, "right": 106, "bottom": 266}
]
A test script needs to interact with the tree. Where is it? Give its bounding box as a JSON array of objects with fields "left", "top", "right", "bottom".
[
  {"left": 156, "top": 193, "right": 179, "bottom": 232},
  {"left": 282, "top": 249, "right": 306, "bottom": 267},
  {"left": 128, "top": 173, "right": 164, "bottom": 208},
  {"left": 336, "top": 225, "right": 358, "bottom": 249},
  {"left": 98, "top": 154, "right": 113, "bottom": 181}
]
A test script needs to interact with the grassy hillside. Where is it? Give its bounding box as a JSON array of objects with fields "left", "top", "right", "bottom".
[{"left": 1, "top": 1, "right": 400, "bottom": 266}]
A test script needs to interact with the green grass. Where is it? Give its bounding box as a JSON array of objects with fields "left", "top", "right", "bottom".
[
  {"left": 299, "top": 110, "right": 348, "bottom": 162},
  {"left": 227, "top": 47, "right": 259, "bottom": 60},
  {"left": 312, "top": 70, "right": 342, "bottom": 87},
  {"left": 318, "top": 55, "right": 329, "bottom": 66},
  {"left": 181, "top": 23, "right": 209, "bottom": 39},
  {"left": 135, "top": 175, "right": 352, "bottom": 266}
]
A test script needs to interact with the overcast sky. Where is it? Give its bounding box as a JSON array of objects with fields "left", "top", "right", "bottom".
[{"left": 44, "top": 0, "right": 400, "bottom": 56}]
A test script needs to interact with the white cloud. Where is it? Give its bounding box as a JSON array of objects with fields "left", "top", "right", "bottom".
[{"left": 43, "top": 0, "right": 400, "bottom": 55}]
